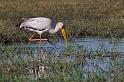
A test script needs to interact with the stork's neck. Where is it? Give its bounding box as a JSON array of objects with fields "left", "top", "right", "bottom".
[{"left": 49, "top": 24, "right": 60, "bottom": 34}]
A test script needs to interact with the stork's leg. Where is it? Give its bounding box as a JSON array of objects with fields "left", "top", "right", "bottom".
[
  {"left": 29, "top": 33, "right": 35, "bottom": 43},
  {"left": 29, "top": 33, "right": 47, "bottom": 42}
]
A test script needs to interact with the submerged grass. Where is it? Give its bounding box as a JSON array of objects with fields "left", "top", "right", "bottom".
[{"left": 0, "top": 0, "right": 124, "bottom": 42}]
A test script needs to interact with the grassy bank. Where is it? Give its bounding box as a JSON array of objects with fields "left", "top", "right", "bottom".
[{"left": 0, "top": 0, "right": 124, "bottom": 43}]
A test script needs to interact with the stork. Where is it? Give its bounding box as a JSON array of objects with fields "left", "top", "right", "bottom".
[{"left": 17, "top": 17, "right": 68, "bottom": 46}]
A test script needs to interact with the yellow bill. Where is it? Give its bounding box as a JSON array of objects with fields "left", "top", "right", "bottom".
[{"left": 61, "top": 27, "right": 68, "bottom": 47}]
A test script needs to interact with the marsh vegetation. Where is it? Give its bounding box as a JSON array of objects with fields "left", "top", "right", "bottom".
[
  {"left": 0, "top": 0, "right": 124, "bottom": 82},
  {"left": 0, "top": 40, "right": 124, "bottom": 82}
]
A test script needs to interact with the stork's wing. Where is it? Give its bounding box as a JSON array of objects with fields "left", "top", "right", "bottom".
[{"left": 19, "top": 17, "right": 53, "bottom": 31}]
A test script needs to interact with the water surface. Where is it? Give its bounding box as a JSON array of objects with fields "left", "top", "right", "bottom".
[{"left": 17, "top": 37, "right": 124, "bottom": 53}]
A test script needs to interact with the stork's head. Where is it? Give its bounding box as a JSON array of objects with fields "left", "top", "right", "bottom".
[{"left": 58, "top": 22, "right": 68, "bottom": 47}]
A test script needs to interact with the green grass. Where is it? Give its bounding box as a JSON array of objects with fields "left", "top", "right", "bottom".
[{"left": 0, "top": 0, "right": 124, "bottom": 43}]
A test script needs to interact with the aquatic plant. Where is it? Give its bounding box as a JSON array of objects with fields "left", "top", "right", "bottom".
[{"left": 0, "top": 42, "right": 124, "bottom": 82}]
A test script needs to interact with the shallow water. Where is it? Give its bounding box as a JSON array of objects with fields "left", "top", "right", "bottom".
[
  {"left": 13, "top": 37, "right": 124, "bottom": 79},
  {"left": 16, "top": 38, "right": 124, "bottom": 66},
  {"left": 17, "top": 37, "right": 124, "bottom": 53}
]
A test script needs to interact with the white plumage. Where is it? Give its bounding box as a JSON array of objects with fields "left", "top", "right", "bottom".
[
  {"left": 18, "top": 17, "right": 68, "bottom": 46},
  {"left": 19, "top": 17, "right": 63, "bottom": 35}
]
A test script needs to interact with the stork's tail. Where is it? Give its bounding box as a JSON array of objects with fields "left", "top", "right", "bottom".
[
  {"left": 16, "top": 18, "right": 26, "bottom": 27},
  {"left": 16, "top": 22, "right": 22, "bottom": 27}
]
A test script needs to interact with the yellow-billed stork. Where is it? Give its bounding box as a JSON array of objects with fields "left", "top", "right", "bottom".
[{"left": 17, "top": 17, "right": 68, "bottom": 46}]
